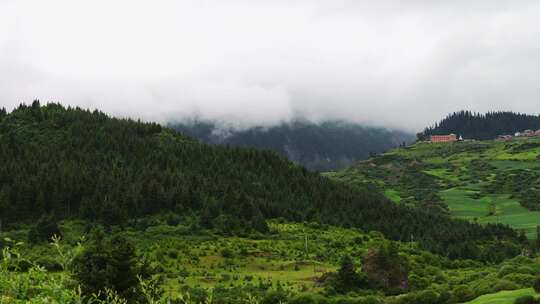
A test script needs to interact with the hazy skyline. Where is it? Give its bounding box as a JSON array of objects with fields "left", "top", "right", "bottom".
[{"left": 2, "top": 0, "right": 540, "bottom": 132}]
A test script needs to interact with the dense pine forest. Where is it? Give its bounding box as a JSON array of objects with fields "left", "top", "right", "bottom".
[
  {"left": 419, "top": 111, "right": 540, "bottom": 140},
  {"left": 0, "top": 102, "right": 525, "bottom": 261},
  {"left": 172, "top": 120, "right": 414, "bottom": 171}
]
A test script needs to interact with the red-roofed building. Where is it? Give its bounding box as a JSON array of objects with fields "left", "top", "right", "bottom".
[{"left": 430, "top": 134, "right": 457, "bottom": 143}]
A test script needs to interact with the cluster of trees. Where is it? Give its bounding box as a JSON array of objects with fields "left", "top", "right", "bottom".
[
  {"left": 486, "top": 169, "right": 540, "bottom": 211},
  {"left": 419, "top": 110, "right": 540, "bottom": 140},
  {"left": 330, "top": 242, "right": 408, "bottom": 294},
  {"left": 173, "top": 120, "right": 414, "bottom": 171},
  {"left": 0, "top": 102, "right": 526, "bottom": 261}
]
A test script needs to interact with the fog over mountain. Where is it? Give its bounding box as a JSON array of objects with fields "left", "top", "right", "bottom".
[
  {"left": 172, "top": 119, "right": 415, "bottom": 171},
  {"left": 2, "top": 1, "right": 540, "bottom": 131}
]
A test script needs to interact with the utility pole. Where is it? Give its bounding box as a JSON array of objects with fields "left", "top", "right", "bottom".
[{"left": 304, "top": 234, "right": 308, "bottom": 257}]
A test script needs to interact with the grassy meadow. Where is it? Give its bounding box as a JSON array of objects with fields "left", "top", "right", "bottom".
[
  {"left": 329, "top": 137, "right": 540, "bottom": 239},
  {"left": 463, "top": 288, "right": 536, "bottom": 304}
]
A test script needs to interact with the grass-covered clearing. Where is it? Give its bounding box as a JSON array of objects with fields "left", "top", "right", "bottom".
[
  {"left": 441, "top": 188, "right": 540, "bottom": 238},
  {"left": 464, "top": 288, "right": 537, "bottom": 304},
  {"left": 384, "top": 189, "right": 402, "bottom": 203}
]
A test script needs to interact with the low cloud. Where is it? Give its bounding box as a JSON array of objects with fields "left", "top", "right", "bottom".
[{"left": 2, "top": 0, "right": 540, "bottom": 132}]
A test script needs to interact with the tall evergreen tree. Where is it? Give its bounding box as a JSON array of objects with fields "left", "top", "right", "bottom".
[
  {"left": 335, "top": 254, "right": 361, "bottom": 292},
  {"left": 72, "top": 229, "right": 140, "bottom": 300},
  {"left": 537, "top": 225, "right": 540, "bottom": 250}
]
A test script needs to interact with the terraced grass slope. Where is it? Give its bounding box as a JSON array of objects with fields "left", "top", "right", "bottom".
[
  {"left": 327, "top": 138, "right": 540, "bottom": 238},
  {"left": 464, "top": 288, "right": 537, "bottom": 304}
]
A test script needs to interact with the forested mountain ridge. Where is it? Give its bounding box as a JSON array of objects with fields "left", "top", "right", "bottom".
[
  {"left": 419, "top": 110, "right": 540, "bottom": 140},
  {"left": 171, "top": 120, "right": 414, "bottom": 171},
  {"left": 0, "top": 102, "right": 526, "bottom": 261}
]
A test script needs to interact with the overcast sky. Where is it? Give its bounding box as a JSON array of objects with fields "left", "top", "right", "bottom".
[{"left": 1, "top": 0, "right": 540, "bottom": 131}]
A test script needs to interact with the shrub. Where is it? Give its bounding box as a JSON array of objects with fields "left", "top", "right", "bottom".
[
  {"left": 220, "top": 274, "right": 231, "bottom": 282},
  {"left": 167, "top": 249, "right": 179, "bottom": 259},
  {"left": 514, "top": 295, "right": 536, "bottom": 304},
  {"left": 534, "top": 277, "right": 540, "bottom": 293},
  {"left": 493, "top": 280, "right": 519, "bottom": 292},
  {"left": 408, "top": 274, "right": 429, "bottom": 291},
  {"left": 221, "top": 248, "right": 234, "bottom": 258},
  {"left": 517, "top": 266, "right": 536, "bottom": 275},
  {"left": 453, "top": 285, "right": 475, "bottom": 303},
  {"left": 27, "top": 214, "right": 62, "bottom": 243},
  {"left": 35, "top": 257, "right": 63, "bottom": 272},
  {"left": 165, "top": 213, "right": 181, "bottom": 226},
  {"left": 356, "top": 296, "right": 383, "bottom": 304},
  {"left": 498, "top": 265, "right": 519, "bottom": 278},
  {"left": 414, "top": 290, "right": 440, "bottom": 304},
  {"left": 502, "top": 274, "right": 536, "bottom": 287},
  {"left": 332, "top": 297, "right": 354, "bottom": 304},
  {"left": 261, "top": 291, "right": 288, "bottom": 304},
  {"left": 290, "top": 294, "right": 316, "bottom": 304}
]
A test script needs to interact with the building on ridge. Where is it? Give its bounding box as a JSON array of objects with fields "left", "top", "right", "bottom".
[{"left": 430, "top": 134, "right": 457, "bottom": 143}]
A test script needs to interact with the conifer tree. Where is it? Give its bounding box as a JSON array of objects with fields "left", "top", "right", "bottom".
[
  {"left": 536, "top": 225, "right": 540, "bottom": 250},
  {"left": 336, "top": 254, "right": 360, "bottom": 292},
  {"left": 72, "top": 229, "right": 140, "bottom": 300}
]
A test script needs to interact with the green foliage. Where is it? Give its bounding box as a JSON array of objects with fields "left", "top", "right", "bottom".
[
  {"left": 0, "top": 239, "right": 83, "bottom": 303},
  {"left": 514, "top": 295, "right": 539, "bottom": 304},
  {"left": 1, "top": 220, "right": 540, "bottom": 303},
  {"left": 71, "top": 229, "right": 141, "bottom": 300},
  {"left": 27, "top": 214, "right": 62, "bottom": 244},
  {"left": 420, "top": 110, "right": 540, "bottom": 140},
  {"left": 453, "top": 285, "right": 476, "bottom": 303},
  {"left": 331, "top": 137, "right": 540, "bottom": 256},
  {"left": 533, "top": 277, "right": 540, "bottom": 293},
  {"left": 221, "top": 248, "right": 234, "bottom": 258},
  {"left": 333, "top": 254, "right": 366, "bottom": 293},
  {"left": 0, "top": 102, "right": 520, "bottom": 260},
  {"left": 362, "top": 241, "right": 408, "bottom": 292}
]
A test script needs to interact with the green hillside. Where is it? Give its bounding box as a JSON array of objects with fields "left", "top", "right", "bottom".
[
  {"left": 0, "top": 102, "right": 523, "bottom": 261},
  {"left": 1, "top": 103, "right": 538, "bottom": 303},
  {"left": 327, "top": 138, "right": 540, "bottom": 239}
]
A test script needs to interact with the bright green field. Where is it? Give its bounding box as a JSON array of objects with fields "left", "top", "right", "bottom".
[
  {"left": 333, "top": 138, "right": 540, "bottom": 239},
  {"left": 464, "top": 288, "right": 537, "bottom": 304},
  {"left": 441, "top": 188, "right": 540, "bottom": 238},
  {"left": 490, "top": 160, "right": 540, "bottom": 171},
  {"left": 424, "top": 168, "right": 461, "bottom": 182},
  {"left": 384, "top": 189, "right": 402, "bottom": 203}
]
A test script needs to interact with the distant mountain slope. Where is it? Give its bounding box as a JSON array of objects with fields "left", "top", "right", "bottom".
[
  {"left": 171, "top": 120, "right": 414, "bottom": 171},
  {"left": 419, "top": 110, "right": 540, "bottom": 140},
  {"left": 328, "top": 138, "right": 540, "bottom": 239},
  {"left": 0, "top": 102, "right": 524, "bottom": 260}
]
